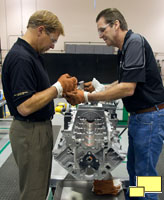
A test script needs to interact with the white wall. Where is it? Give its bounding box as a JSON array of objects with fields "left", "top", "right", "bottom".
[{"left": 0, "top": 0, "right": 164, "bottom": 57}]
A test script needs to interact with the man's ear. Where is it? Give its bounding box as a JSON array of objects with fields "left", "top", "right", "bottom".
[
  {"left": 37, "top": 26, "right": 45, "bottom": 36},
  {"left": 114, "top": 20, "right": 120, "bottom": 30}
]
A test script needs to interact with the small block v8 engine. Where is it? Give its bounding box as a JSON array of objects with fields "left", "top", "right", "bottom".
[{"left": 53, "top": 103, "right": 126, "bottom": 180}]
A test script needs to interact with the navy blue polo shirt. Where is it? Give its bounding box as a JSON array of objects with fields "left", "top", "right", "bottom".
[
  {"left": 118, "top": 30, "right": 164, "bottom": 112},
  {"left": 2, "top": 38, "right": 54, "bottom": 121}
]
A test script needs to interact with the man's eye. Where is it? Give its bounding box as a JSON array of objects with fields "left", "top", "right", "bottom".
[{"left": 99, "top": 28, "right": 105, "bottom": 32}]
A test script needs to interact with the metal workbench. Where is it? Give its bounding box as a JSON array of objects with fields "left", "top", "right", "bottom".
[{"left": 53, "top": 175, "right": 125, "bottom": 200}]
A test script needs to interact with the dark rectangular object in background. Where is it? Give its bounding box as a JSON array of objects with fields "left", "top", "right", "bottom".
[
  {"left": 41, "top": 53, "right": 118, "bottom": 84},
  {"left": 65, "top": 44, "right": 114, "bottom": 54}
]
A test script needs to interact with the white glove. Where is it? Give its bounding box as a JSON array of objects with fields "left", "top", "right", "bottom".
[
  {"left": 52, "top": 82, "right": 63, "bottom": 98},
  {"left": 84, "top": 91, "right": 89, "bottom": 102},
  {"left": 92, "top": 78, "right": 105, "bottom": 93}
]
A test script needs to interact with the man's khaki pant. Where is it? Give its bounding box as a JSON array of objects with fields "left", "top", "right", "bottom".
[{"left": 9, "top": 119, "right": 53, "bottom": 200}]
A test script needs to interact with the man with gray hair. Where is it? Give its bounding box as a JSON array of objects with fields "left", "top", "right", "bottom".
[
  {"left": 2, "top": 10, "right": 77, "bottom": 200},
  {"left": 66, "top": 8, "right": 164, "bottom": 200}
]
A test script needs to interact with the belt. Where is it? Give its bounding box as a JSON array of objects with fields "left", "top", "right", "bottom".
[
  {"left": 133, "top": 103, "right": 164, "bottom": 114},
  {"left": 13, "top": 116, "right": 53, "bottom": 122}
]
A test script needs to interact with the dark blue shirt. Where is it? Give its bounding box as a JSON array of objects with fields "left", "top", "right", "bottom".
[
  {"left": 118, "top": 30, "right": 164, "bottom": 112},
  {"left": 2, "top": 38, "right": 54, "bottom": 121}
]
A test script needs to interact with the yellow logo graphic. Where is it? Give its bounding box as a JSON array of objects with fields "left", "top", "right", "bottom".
[{"left": 129, "top": 176, "right": 162, "bottom": 197}]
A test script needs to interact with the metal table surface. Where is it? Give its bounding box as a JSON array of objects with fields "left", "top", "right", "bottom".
[{"left": 53, "top": 175, "right": 125, "bottom": 200}]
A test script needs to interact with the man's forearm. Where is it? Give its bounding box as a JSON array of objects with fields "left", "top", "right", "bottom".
[
  {"left": 104, "top": 80, "right": 118, "bottom": 90},
  {"left": 17, "top": 86, "right": 58, "bottom": 116},
  {"left": 88, "top": 82, "right": 136, "bottom": 102}
]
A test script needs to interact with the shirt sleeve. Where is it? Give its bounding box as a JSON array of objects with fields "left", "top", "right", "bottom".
[
  {"left": 10, "top": 58, "right": 37, "bottom": 106},
  {"left": 120, "top": 37, "right": 146, "bottom": 83}
]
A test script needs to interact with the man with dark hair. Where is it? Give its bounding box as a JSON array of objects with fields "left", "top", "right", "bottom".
[
  {"left": 66, "top": 8, "right": 164, "bottom": 200},
  {"left": 2, "top": 10, "right": 77, "bottom": 200}
]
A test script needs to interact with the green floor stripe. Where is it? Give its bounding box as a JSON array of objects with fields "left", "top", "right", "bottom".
[
  {"left": 48, "top": 189, "right": 53, "bottom": 200},
  {"left": 0, "top": 141, "right": 10, "bottom": 154},
  {"left": 0, "top": 128, "right": 10, "bottom": 129}
]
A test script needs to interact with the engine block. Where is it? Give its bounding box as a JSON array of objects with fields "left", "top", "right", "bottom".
[{"left": 53, "top": 103, "right": 126, "bottom": 180}]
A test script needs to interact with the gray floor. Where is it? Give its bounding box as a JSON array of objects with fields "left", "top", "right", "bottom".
[
  {"left": 0, "top": 114, "right": 164, "bottom": 200},
  {"left": 0, "top": 153, "right": 19, "bottom": 200},
  {"left": 0, "top": 145, "right": 164, "bottom": 200}
]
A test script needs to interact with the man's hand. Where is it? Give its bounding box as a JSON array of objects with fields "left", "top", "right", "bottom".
[
  {"left": 65, "top": 89, "right": 86, "bottom": 105},
  {"left": 84, "top": 81, "right": 95, "bottom": 92},
  {"left": 58, "top": 73, "right": 77, "bottom": 93},
  {"left": 84, "top": 78, "right": 105, "bottom": 93}
]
